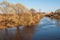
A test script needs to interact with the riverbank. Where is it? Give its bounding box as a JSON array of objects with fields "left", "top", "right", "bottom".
[
  {"left": 0, "top": 13, "right": 43, "bottom": 29},
  {"left": 45, "top": 12, "right": 60, "bottom": 20}
]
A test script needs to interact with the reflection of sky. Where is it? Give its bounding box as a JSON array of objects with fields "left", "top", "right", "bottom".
[
  {"left": 32, "top": 17, "right": 60, "bottom": 40},
  {"left": 39, "top": 17, "right": 57, "bottom": 25},
  {"left": 37, "top": 17, "right": 60, "bottom": 30},
  {"left": 0, "top": 0, "right": 60, "bottom": 12}
]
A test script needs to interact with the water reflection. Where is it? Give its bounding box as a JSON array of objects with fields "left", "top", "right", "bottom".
[
  {"left": 56, "top": 20, "right": 60, "bottom": 27},
  {"left": 0, "top": 26, "right": 36, "bottom": 40},
  {"left": 48, "top": 17, "right": 60, "bottom": 27},
  {"left": 32, "top": 17, "right": 60, "bottom": 40},
  {"left": 0, "top": 17, "right": 60, "bottom": 40}
]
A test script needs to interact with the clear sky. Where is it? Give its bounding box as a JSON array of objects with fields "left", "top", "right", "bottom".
[{"left": 0, "top": 0, "right": 60, "bottom": 12}]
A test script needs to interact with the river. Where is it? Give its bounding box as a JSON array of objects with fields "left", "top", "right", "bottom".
[
  {"left": 32, "top": 17, "right": 60, "bottom": 40},
  {"left": 0, "top": 17, "right": 60, "bottom": 40}
]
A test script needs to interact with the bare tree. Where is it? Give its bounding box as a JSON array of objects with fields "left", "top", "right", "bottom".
[{"left": 30, "top": 8, "right": 37, "bottom": 14}]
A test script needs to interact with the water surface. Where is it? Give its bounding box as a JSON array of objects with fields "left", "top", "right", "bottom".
[
  {"left": 32, "top": 17, "right": 60, "bottom": 40},
  {"left": 0, "top": 17, "right": 60, "bottom": 40}
]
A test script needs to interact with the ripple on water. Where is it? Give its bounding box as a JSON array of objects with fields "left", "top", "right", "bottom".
[{"left": 32, "top": 17, "right": 60, "bottom": 40}]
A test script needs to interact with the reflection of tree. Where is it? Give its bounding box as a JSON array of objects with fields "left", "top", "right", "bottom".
[
  {"left": 18, "top": 26, "right": 35, "bottom": 40},
  {"left": 15, "top": 27, "right": 23, "bottom": 40},
  {"left": 5, "top": 26, "right": 35, "bottom": 40},
  {"left": 4, "top": 28, "right": 9, "bottom": 40},
  {"left": 56, "top": 20, "right": 60, "bottom": 27}
]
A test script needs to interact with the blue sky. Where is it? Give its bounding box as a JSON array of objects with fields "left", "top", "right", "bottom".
[{"left": 0, "top": 0, "right": 60, "bottom": 12}]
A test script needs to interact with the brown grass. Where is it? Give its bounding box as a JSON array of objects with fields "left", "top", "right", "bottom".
[{"left": 0, "top": 13, "right": 43, "bottom": 29}]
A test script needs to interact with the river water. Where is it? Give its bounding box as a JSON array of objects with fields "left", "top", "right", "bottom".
[
  {"left": 0, "top": 17, "right": 60, "bottom": 40},
  {"left": 32, "top": 17, "right": 60, "bottom": 40}
]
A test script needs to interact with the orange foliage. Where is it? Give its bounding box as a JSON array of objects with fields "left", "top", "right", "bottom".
[{"left": 0, "top": 0, "right": 43, "bottom": 29}]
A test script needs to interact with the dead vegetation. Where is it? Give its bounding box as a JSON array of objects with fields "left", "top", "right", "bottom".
[
  {"left": 0, "top": 13, "right": 43, "bottom": 29},
  {"left": 45, "top": 12, "right": 60, "bottom": 20},
  {"left": 0, "top": 0, "right": 43, "bottom": 29}
]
